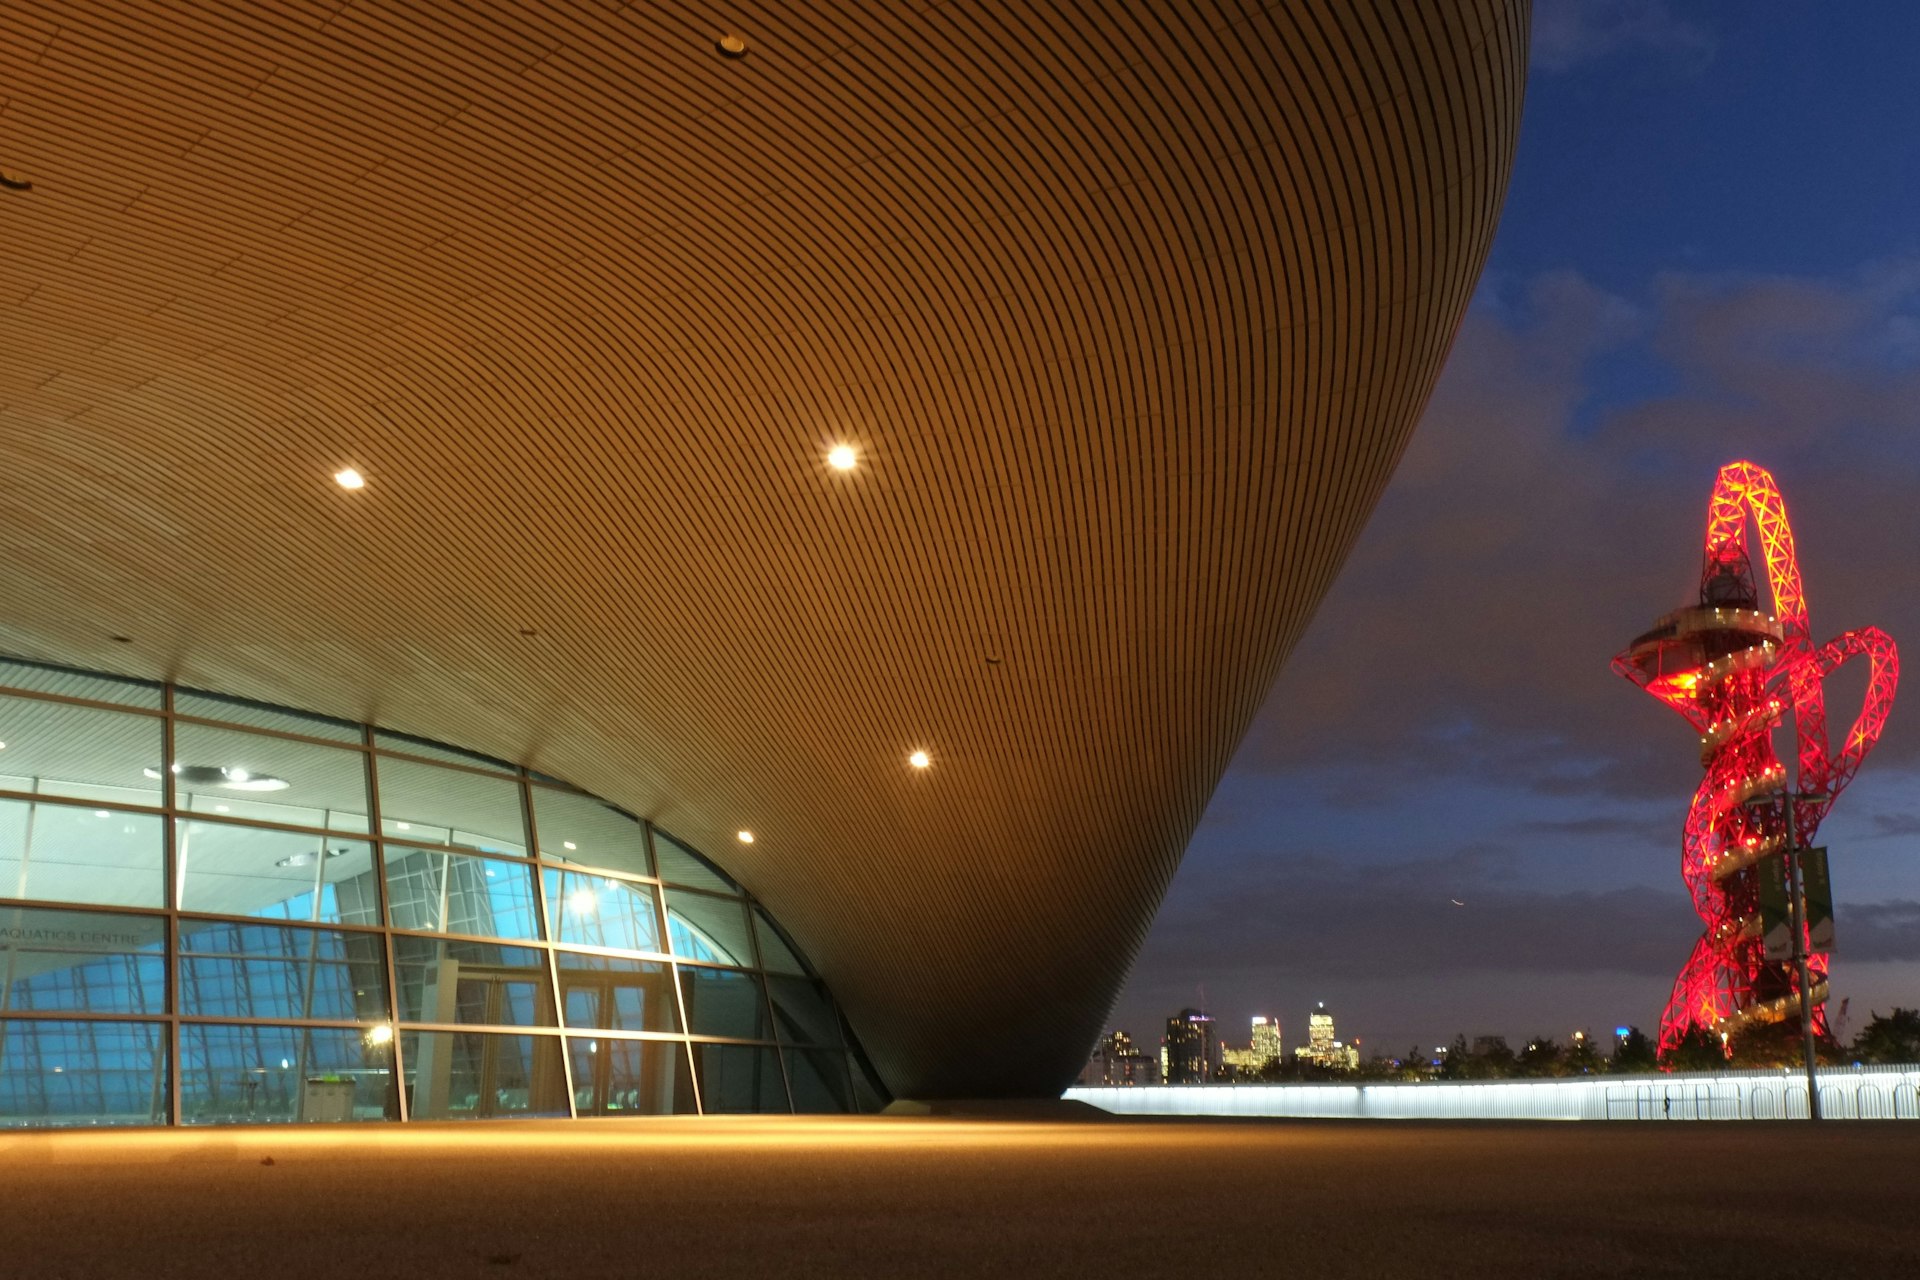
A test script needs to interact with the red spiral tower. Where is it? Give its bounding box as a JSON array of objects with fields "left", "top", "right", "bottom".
[{"left": 1614, "top": 461, "right": 1898, "bottom": 1054}]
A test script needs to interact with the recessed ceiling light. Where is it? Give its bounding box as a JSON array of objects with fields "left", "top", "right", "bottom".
[
  {"left": 563, "top": 840, "right": 577, "bottom": 850},
  {"left": 0, "top": 169, "right": 30, "bottom": 192},
  {"left": 334, "top": 468, "right": 366, "bottom": 490},
  {"left": 94, "top": 810, "right": 110, "bottom": 818},
  {"left": 737, "top": 830, "right": 754, "bottom": 843},
  {"left": 908, "top": 750, "right": 931, "bottom": 770},
  {"left": 0, "top": 741, "right": 6, "bottom": 749},
  {"left": 716, "top": 33, "right": 748, "bottom": 58},
  {"left": 828, "top": 445, "right": 857, "bottom": 471}
]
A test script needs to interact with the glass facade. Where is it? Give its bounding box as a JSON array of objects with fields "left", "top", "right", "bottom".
[{"left": 0, "top": 655, "right": 881, "bottom": 1127}]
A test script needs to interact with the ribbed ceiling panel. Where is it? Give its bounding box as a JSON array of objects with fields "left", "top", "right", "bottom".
[{"left": 0, "top": 0, "right": 1526, "bottom": 1097}]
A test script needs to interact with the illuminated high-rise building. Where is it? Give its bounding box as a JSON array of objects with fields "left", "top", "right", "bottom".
[
  {"left": 1250, "top": 1017, "right": 1283, "bottom": 1067},
  {"left": 1163, "top": 1010, "right": 1215, "bottom": 1085},
  {"left": 1308, "top": 1003, "right": 1336, "bottom": 1059}
]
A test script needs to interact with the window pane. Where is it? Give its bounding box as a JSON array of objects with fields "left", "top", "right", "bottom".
[
  {"left": 652, "top": 830, "right": 735, "bottom": 893},
  {"left": 679, "top": 966, "right": 769, "bottom": 1041},
  {"left": 177, "top": 919, "right": 389, "bottom": 1022},
  {"left": 393, "top": 936, "right": 555, "bottom": 1027},
  {"left": 0, "top": 799, "right": 164, "bottom": 908},
  {"left": 532, "top": 789, "right": 650, "bottom": 877},
  {"left": 180, "top": 1024, "right": 396, "bottom": 1124},
  {"left": 568, "top": 1037, "right": 694, "bottom": 1116},
  {"left": 402, "top": 1030, "right": 568, "bottom": 1120},
  {"left": 383, "top": 848, "right": 539, "bottom": 941},
  {"left": 375, "top": 756, "right": 527, "bottom": 855},
  {"left": 544, "top": 871, "right": 661, "bottom": 953},
  {"left": 666, "top": 890, "right": 754, "bottom": 966},
  {"left": 693, "top": 1043, "right": 788, "bottom": 1114},
  {"left": 374, "top": 730, "right": 516, "bottom": 774},
  {"left": 0, "top": 1019, "right": 168, "bottom": 1127},
  {"left": 0, "top": 695, "right": 161, "bottom": 806},
  {"left": 786, "top": 1048, "right": 854, "bottom": 1113},
  {"left": 768, "top": 976, "right": 843, "bottom": 1048},
  {"left": 0, "top": 906, "right": 166, "bottom": 1014},
  {"left": 172, "top": 722, "right": 370, "bottom": 832},
  {"left": 753, "top": 908, "right": 807, "bottom": 976},
  {"left": 177, "top": 820, "right": 380, "bottom": 925},
  {"left": 850, "top": 1055, "right": 889, "bottom": 1113},
  {"left": 173, "top": 690, "right": 362, "bottom": 743},
  {"left": 0, "top": 659, "right": 163, "bottom": 709},
  {"left": 555, "top": 953, "right": 676, "bottom": 1033}
]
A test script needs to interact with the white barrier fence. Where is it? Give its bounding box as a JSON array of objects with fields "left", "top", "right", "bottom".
[{"left": 1067, "top": 1065, "right": 1920, "bottom": 1121}]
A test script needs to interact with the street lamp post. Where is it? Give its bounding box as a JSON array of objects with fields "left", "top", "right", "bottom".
[{"left": 1782, "top": 791, "right": 1825, "bottom": 1122}]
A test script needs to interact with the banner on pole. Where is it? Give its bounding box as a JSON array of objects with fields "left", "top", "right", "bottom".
[
  {"left": 1802, "top": 846, "right": 1835, "bottom": 954},
  {"left": 1758, "top": 852, "right": 1793, "bottom": 960}
]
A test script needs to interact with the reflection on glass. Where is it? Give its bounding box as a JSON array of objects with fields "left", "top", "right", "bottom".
[
  {"left": 0, "top": 695, "right": 162, "bottom": 806},
  {"left": 568, "top": 1037, "right": 694, "bottom": 1115},
  {"left": 373, "top": 729, "right": 516, "bottom": 774},
  {"left": 544, "top": 871, "right": 660, "bottom": 952},
  {"left": 652, "top": 829, "right": 734, "bottom": 893},
  {"left": 383, "top": 848, "right": 538, "bottom": 940},
  {"left": 375, "top": 755, "right": 526, "bottom": 854},
  {"left": 179, "top": 1023, "right": 395, "bottom": 1123},
  {"left": 752, "top": 907, "right": 807, "bottom": 976},
  {"left": 693, "top": 1043, "right": 788, "bottom": 1114},
  {"left": 679, "top": 966, "right": 769, "bottom": 1041},
  {"left": 177, "top": 821, "right": 379, "bottom": 925},
  {"left": 850, "top": 1055, "right": 889, "bottom": 1114},
  {"left": 786, "top": 1048, "right": 854, "bottom": 1113},
  {"left": 177, "top": 919, "right": 388, "bottom": 1022},
  {"left": 0, "top": 799, "right": 164, "bottom": 909},
  {"left": 173, "top": 690, "right": 361, "bottom": 743},
  {"left": 393, "top": 936, "right": 555, "bottom": 1026},
  {"left": 666, "top": 890, "right": 753, "bottom": 965},
  {"left": 0, "top": 1018, "right": 168, "bottom": 1127},
  {"left": 171, "top": 721, "right": 370, "bottom": 832},
  {"left": 556, "top": 952, "right": 676, "bottom": 1034},
  {"left": 0, "top": 906, "right": 166, "bottom": 1014},
  {"left": 767, "top": 976, "right": 843, "bottom": 1047},
  {"left": 402, "top": 1030, "right": 568, "bottom": 1119},
  {"left": 532, "top": 789, "right": 650, "bottom": 877},
  {"left": 0, "top": 659, "right": 162, "bottom": 709}
]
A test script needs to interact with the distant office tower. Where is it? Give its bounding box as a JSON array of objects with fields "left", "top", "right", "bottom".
[
  {"left": 1309, "top": 1003, "right": 1336, "bottom": 1058},
  {"left": 1163, "top": 1009, "right": 1215, "bottom": 1084},
  {"left": 1251, "top": 1017, "right": 1283, "bottom": 1067},
  {"left": 1081, "top": 1030, "right": 1161, "bottom": 1086},
  {"left": 1295, "top": 1002, "right": 1359, "bottom": 1070}
]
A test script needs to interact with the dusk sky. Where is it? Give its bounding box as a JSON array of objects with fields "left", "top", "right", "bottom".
[{"left": 1111, "top": 1, "right": 1920, "bottom": 1058}]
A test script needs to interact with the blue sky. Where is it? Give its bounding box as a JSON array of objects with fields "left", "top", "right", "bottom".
[{"left": 1109, "top": 1, "right": 1920, "bottom": 1058}]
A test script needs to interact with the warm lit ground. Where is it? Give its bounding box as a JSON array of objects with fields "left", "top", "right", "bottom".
[{"left": 4, "top": 1115, "right": 1917, "bottom": 1277}]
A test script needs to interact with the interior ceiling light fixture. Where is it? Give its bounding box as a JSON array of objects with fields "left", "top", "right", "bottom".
[
  {"left": 275, "top": 847, "right": 352, "bottom": 868},
  {"left": 908, "top": 749, "right": 931, "bottom": 770},
  {"left": 827, "top": 444, "right": 857, "bottom": 472},
  {"left": 334, "top": 468, "right": 366, "bottom": 490},
  {"left": 0, "top": 169, "right": 30, "bottom": 191},
  {"left": 736, "top": 830, "right": 754, "bottom": 843},
  {"left": 144, "top": 763, "right": 291, "bottom": 791},
  {"left": 716, "top": 33, "right": 748, "bottom": 58}
]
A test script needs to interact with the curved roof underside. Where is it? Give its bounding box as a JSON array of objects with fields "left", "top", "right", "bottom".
[{"left": 0, "top": 0, "right": 1526, "bottom": 1097}]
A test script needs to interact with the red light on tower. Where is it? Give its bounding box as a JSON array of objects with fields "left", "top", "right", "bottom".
[{"left": 1614, "top": 462, "right": 1898, "bottom": 1056}]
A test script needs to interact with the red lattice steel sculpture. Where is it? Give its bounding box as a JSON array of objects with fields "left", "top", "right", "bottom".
[{"left": 1615, "top": 461, "right": 1898, "bottom": 1053}]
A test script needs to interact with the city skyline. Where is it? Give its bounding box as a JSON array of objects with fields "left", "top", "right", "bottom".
[{"left": 1110, "top": 2, "right": 1920, "bottom": 1055}]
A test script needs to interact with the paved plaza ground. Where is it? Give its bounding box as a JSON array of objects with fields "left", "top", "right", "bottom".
[{"left": 2, "top": 1115, "right": 1916, "bottom": 1277}]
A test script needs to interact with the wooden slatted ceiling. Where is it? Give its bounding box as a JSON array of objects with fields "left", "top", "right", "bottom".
[{"left": 0, "top": 0, "right": 1526, "bottom": 1098}]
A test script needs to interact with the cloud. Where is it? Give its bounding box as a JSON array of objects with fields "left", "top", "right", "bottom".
[
  {"left": 1137, "top": 844, "right": 1699, "bottom": 983},
  {"left": 1837, "top": 901, "right": 1920, "bottom": 961},
  {"left": 1238, "top": 259, "right": 1920, "bottom": 806},
  {"left": 1531, "top": 0, "right": 1715, "bottom": 73},
  {"left": 1872, "top": 813, "right": 1920, "bottom": 839}
]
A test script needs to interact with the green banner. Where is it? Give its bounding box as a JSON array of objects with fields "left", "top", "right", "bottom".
[
  {"left": 1802, "top": 846, "right": 1835, "bottom": 954},
  {"left": 1758, "top": 852, "right": 1793, "bottom": 960}
]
